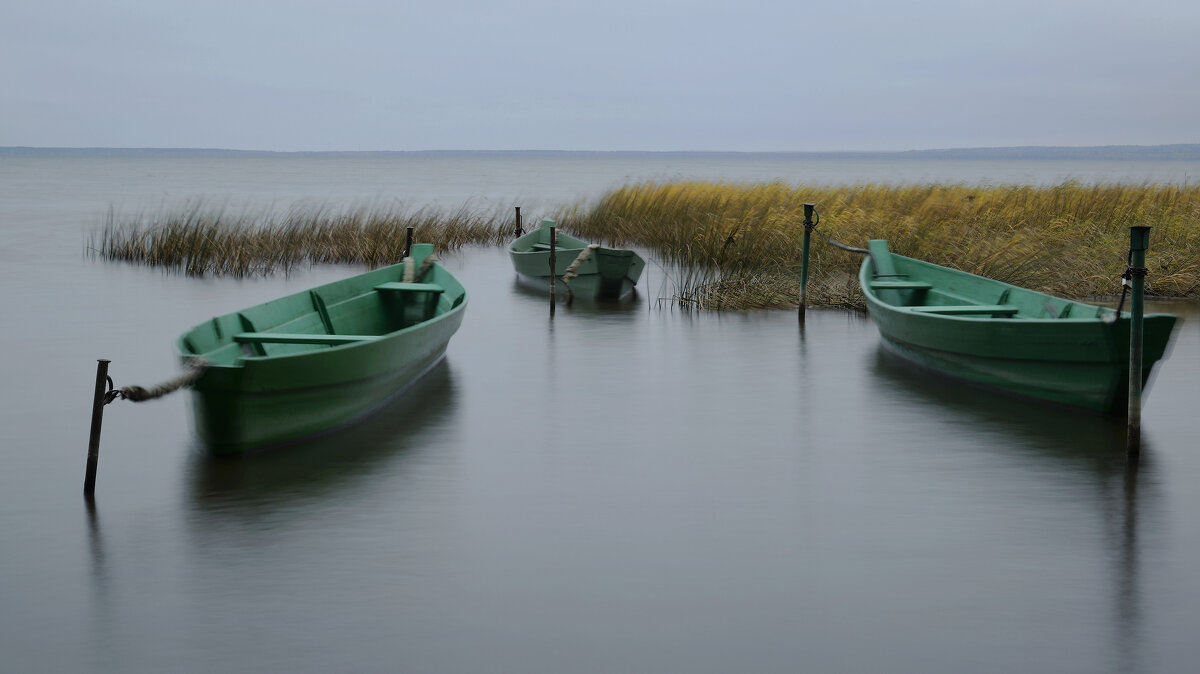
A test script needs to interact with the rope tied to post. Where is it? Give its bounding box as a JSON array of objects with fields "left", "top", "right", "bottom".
[
  {"left": 804, "top": 207, "right": 872, "bottom": 256},
  {"left": 107, "top": 358, "right": 209, "bottom": 404},
  {"left": 1109, "top": 247, "right": 1151, "bottom": 321}
]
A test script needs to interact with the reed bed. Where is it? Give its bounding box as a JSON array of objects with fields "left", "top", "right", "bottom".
[
  {"left": 566, "top": 181, "right": 1200, "bottom": 309},
  {"left": 93, "top": 182, "right": 1200, "bottom": 311},
  {"left": 91, "top": 202, "right": 517, "bottom": 277}
]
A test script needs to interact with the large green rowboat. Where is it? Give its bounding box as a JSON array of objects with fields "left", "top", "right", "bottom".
[
  {"left": 177, "top": 243, "right": 467, "bottom": 455},
  {"left": 509, "top": 219, "right": 645, "bottom": 300},
  {"left": 860, "top": 240, "right": 1177, "bottom": 415}
]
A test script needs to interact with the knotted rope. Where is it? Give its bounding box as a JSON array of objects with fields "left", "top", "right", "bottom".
[
  {"left": 1105, "top": 248, "right": 1149, "bottom": 323},
  {"left": 400, "top": 254, "right": 438, "bottom": 283},
  {"left": 561, "top": 245, "right": 599, "bottom": 284},
  {"left": 561, "top": 244, "right": 600, "bottom": 303},
  {"left": 107, "top": 358, "right": 208, "bottom": 404},
  {"left": 416, "top": 253, "right": 437, "bottom": 282}
]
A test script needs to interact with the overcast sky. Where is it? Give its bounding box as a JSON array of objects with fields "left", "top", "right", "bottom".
[{"left": 2, "top": 0, "right": 1196, "bottom": 152}]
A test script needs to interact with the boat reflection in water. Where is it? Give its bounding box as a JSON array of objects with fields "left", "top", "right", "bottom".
[
  {"left": 871, "top": 346, "right": 1153, "bottom": 673},
  {"left": 186, "top": 361, "right": 458, "bottom": 511}
]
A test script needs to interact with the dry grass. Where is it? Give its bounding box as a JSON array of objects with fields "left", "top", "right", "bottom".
[
  {"left": 564, "top": 181, "right": 1200, "bottom": 309},
  {"left": 91, "top": 202, "right": 518, "bottom": 277},
  {"left": 92, "top": 182, "right": 1200, "bottom": 310}
]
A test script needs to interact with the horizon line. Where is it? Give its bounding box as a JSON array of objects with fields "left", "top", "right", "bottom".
[{"left": 3, "top": 144, "right": 1199, "bottom": 159}]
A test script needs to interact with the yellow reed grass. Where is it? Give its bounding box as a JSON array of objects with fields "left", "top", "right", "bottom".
[
  {"left": 92, "top": 202, "right": 517, "bottom": 277},
  {"left": 566, "top": 181, "right": 1200, "bottom": 309},
  {"left": 93, "top": 182, "right": 1200, "bottom": 310}
]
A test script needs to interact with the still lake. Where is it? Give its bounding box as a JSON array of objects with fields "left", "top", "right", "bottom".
[{"left": 2, "top": 154, "right": 1199, "bottom": 673}]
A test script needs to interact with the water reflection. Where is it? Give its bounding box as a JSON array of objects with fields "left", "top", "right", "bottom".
[
  {"left": 84, "top": 498, "right": 108, "bottom": 599},
  {"left": 870, "top": 346, "right": 1132, "bottom": 465},
  {"left": 508, "top": 275, "right": 645, "bottom": 314},
  {"left": 186, "top": 362, "right": 459, "bottom": 511},
  {"left": 870, "top": 346, "right": 1155, "bottom": 673}
]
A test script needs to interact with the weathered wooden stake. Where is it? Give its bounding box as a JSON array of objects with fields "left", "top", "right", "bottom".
[
  {"left": 549, "top": 225, "right": 557, "bottom": 316},
  {"left": 798, "top": 203, "right": 816, "bottom": 323},
  {"left": 403, "top": 226, "right": 414, "bottom": 259},
  {"left": 1127, "top": 226, "right": 1150, "bottom": 460},
  {"left": 515, "top": 206, "right": 523, "bottom": 237},
  {"left": 84, "top": 359, "right": 111, "bottom": 498}
]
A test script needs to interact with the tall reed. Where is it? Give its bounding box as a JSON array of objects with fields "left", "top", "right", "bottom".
[
  {"left": 565, "top": 181, "right": 1200, "bottom": 309},
  {"left": 91, "top": 202, "right": 518, "bottom": 277},
  {"left": 93, "top": 182, "right": 1200, "bottom": 311}
]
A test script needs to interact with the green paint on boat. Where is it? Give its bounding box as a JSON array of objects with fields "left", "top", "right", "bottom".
[
  {"left": 860, "top": 240, "right": 1179, "bottom": 415},
  {"left": 509, "top": 219, "right": 645, "bottom": 300},
  {"left": 176, "top": 243, "right": 468, "bottom": 455}
]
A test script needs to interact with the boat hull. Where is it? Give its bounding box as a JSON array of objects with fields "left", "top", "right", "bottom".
[
  {"left": 177, "top": 244, "right": 467, "bottom": 455},
  {"left": 509, "top": 219, "right": 645, "bottom": 300},
  {"left": 859, "top": 243, "right": 1177, "bottom": 415}
]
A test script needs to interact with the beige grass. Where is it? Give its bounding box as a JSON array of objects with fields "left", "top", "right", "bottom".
[
  {"left": 93, "top": 182, "right": 1200, "bottom": 310},
  {"left": 564, "top": 181, "right": 1200, "bottom": 309}
]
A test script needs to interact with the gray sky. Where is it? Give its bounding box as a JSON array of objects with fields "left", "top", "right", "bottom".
[{"left": 2, "top": 0, "right": 1197, "bottom": 152}]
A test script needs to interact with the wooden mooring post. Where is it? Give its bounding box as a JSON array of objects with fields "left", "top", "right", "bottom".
[
  {"left": 1127, "top": 226, "right": 1150, "bottom": 461},
  {"left": 403, "top": 226, "right": 414, "bottom": 259},
  {"left": 83, "top": 359, "right": 111, "bottom": 498},
  {"left": 515, "top": 206, "right": 523, "bottom": 237},
  {"left": 549, "top": 225, "right": 557, "bottom": 316},
  {"left": 798, "top": 203, "right": 816, "bottom": 323}
]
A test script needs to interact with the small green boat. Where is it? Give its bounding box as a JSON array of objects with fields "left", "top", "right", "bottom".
[
  {"left": 860, "top": 240, "right": 1177, "bottom": 415},
  {"left": 509, "top": 219, "right": 645, "bottom": 300},
  {"left": 177, "top": 243, "right": 467, "bottom": 455}
]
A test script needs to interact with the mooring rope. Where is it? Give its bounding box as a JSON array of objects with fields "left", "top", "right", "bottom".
[
  {"left": 805, "top": 210, "right": 871, "bottom": 256},
  {"left": 562, "top": 244, "right": 599, "bottom": 285},
  {"left": 401, "top": 257, "right": 415, "bottom": 282},
  {"left": 1109, "top": 248, "right": 1149, "bottom": 321},
  {"left": 415, "top": 253, "right": 438, "bottom": 282},
  {"left": 109, "top": 358, "right": 209, "bottom": 404},
  {"left": 560, "top": 244, "right": 599, "bottom": 303}
]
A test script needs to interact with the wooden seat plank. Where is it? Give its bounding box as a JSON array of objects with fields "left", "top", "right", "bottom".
[
  {"left": 909, "top": 304, "right": 1019, "bottom": 316},
  {"left": 374, "top": 282, "right": 444, "bottom": 294},
  {"left": 233, "top": 332, "right": 378, "bottom": 345}
]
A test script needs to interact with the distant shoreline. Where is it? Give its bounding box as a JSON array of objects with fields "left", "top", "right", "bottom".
[{"left": 3, "top": 144, "right": 1200, "bottom": 161}]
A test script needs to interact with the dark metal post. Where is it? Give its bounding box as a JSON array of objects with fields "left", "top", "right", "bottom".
[
  {"left": 515, "top": 206, "right": 523, "bottom": 237},
  {"left": 84, "top": 359, "right": 110, "bottom": 497},
  {"left": 403, "top": 226, "right": 414, "bottom": 259},
  {"left": 549, "top": 225, "right": 557, "bottom": 316},
  {"left": 1127, "top": 226, "right": 1150, "bottom": 459},
  {"left": 798, "top": 203, "right": 816, "bottom": 322}
]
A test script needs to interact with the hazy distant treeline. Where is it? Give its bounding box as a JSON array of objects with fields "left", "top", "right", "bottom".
[{"left": 12, "top": 145, "right": 1200, "bottom": 160}]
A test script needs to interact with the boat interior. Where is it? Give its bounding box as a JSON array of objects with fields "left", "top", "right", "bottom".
[
  {"left": 179, "top": 273, "right": 460, "bottom": 365},
  {"left": 867, "top": 240, "right": 1119, "bottom": 321}
]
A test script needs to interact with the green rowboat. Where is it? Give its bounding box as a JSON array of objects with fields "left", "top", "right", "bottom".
[
  {"left": 509, "top": 219, "right": 645, "bottom": 300},
  {"left": 177, "top": 243, "right": 467, "bottom": 455},
  {"left": 860, "top": 240, "right": 1177, "bottom": 415}
]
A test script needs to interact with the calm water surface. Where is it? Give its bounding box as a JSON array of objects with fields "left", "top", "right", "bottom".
[{"left": 2, "top": 156, "right": 1199, "bottom": 673}]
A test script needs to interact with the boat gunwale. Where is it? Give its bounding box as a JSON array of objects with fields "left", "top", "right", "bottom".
[
  {"left": 857, "top": 249, "right": 1177, "bottom": 324},
  {"left": 175, "top": 252, "right": 469, "bottom": 370}
]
